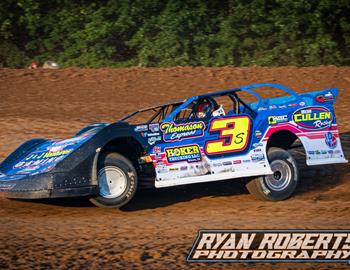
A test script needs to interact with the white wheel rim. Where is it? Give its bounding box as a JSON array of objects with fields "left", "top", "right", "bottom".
[{"left": 98, "top": 166, "right": 128, "bottom": 199}]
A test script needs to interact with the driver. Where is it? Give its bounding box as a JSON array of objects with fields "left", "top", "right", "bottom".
[
  {"left": 196, "top": 99, "right": 226, "bottom": 118},
  {"left": 196, "top": 101, "right": 211, "bottom": 118}
]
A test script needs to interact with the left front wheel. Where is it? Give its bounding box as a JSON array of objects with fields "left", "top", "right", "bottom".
[{"left": 90, "top": 152, "right": 137, "bottom": 208}]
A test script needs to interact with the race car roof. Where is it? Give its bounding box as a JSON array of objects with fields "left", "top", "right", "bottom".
[
  {"left": 121, "top": 83, "right": 298, "bottom": 121},
  {"left": 198, "top": 83, "right": 298, "bottom": 99},
  {"left": 136, "top": 100, "right": 184, "bottom": 112}
]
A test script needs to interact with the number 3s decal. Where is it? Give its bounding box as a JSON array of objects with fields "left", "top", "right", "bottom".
[{"left": 205, "top": 116, "right": 251, "bottom": 155}]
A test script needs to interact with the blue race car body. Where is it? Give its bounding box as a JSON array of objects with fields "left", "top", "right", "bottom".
[{"left": 0, "top": 83, "right": 347, "bottom": 203}]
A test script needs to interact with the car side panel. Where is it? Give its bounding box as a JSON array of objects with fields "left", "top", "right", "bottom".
[{"left": 142, "top": 114, "right": 272, "bottom": 187}]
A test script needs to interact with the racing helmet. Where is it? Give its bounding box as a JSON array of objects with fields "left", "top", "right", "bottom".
[{"left": 196, "top": 100, "right": 212, "bottom": 118}]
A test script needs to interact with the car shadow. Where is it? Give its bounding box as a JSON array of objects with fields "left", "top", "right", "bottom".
[
  {"left": 12, "top": 196, "right": 93, "bottom": 208},
  {"left": 121, "top": 179, "right": 249, "bottom": 211},
  {"left": 13, "top": 132, "right": 349, "bottom": 210}
]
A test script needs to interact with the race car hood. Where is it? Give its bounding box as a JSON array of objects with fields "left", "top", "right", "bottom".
[{"left": 0, "top": 123, "right": 109, "bottom": 181}]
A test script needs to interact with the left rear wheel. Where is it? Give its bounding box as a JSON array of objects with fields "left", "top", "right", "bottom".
[{"left": 90, "top": 152, "right": 137, "bottom": 208}]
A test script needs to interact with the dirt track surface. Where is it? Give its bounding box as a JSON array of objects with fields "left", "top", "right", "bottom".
[{"left": 0, "top": 66, "right": 349, "bottom": 269}]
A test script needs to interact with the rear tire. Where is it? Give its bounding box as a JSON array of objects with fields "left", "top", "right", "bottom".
[
  {"left": 90, "top": 152, "right": 137, "bottom": 208},
  {"left": 246, "top": 147, "right": 298, "bottom": 201}
]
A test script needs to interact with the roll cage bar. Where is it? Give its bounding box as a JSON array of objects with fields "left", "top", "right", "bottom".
[{"left": 120, "top": 83, "right": 299, "bottom": 123}]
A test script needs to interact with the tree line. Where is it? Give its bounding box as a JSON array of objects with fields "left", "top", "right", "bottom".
[{"left": 1, "top": 0, "right": 349, "bottom": 67}]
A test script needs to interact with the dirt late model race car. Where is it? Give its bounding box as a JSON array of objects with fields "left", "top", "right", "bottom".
[{"left": 0, "top": 83, "right": 347, "bottom": 208}]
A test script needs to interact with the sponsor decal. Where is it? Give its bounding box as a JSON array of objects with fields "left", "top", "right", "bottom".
[
  {"left": 51, "top": 137, "right": 82, "bottom": 147},
  {"left": 278, "top": 105, "right": 287, "bottom": 109},
  {"left": 13, "top": 156, "right": 65, "bottom": 169},
  {"left": 153, "top": 146, "right": 161, "bottom": 153},
  {"left": 288, "top": 103, "right": 298, "bottom": 107},
  {"left": 157, "top": 161, "right": 167, "bottom": 169},
  {"left": 293, "top": 106, "right": 333, "bottom": 130},
  {"left": 148, "top": 132, "right": 160, "bottom": 136},
  {"left": 316, "top": 92, "right": 334, "bottom": 103},
  {"left": 149, "top": 123, "right": 160, "bottom": 132},
  {"left": 222, "top": 161, "right": 232, "bottom": 166},
  {"left": 253, "top": 143, "right": 263, "bottom": 148},
  {"left": 16, "top": 166, "right": 40, "bottom": 173},
  {"left": 180, "top": 166, "right": 188, "bottom": 171},
  {"left": 218, "top": 168, "right": 232, "bottom": 173},
  {"left": 24, "top": 150, "right": 72, "bottom": 161},
  {"left": 134, "top": 125, "right": 148, "bottom": 132},
  {"left": 255, "top": 130, "right": 262, "bottom": 138},
  {"left": 324, "top": 132, "right": 337, "bottom": 149},
  {"left": 160, "top": 122, "right": 205, "bottom": 142},
  {"left": 299, "top": 101, "right": 306, "bottom": 106},
  {"left": 233, "top": 160, "right": 242, "bottom": 164},
  {"left": 268, "top": 115, "right": 288, "bottom": 125},
  {"left": 251, "top": 153, "right": 265, "bottom": 162},
  {"left": 165, "top": 144, "right": 201, "bottom": 163},
  {"left": 213, "top": 163, "right": 222, "bottom": 167},
  {"left": 148, "top": 136, "right": 162, "bottom": 145},
  {"left": 157, "top": 168, "right": 168, "bottom": 174},
  {"left": 257, "top": 107, "right": 268, "bottom": 111},
  {"left": 187, "top": 230, "right": 350, "bottom": 263},
  {"left": 169, "top": 167, "right": 179, "bottom": 171},
  {"left": 58, "top": 137, "right": 80, "bottom": 145},
  {"left": 325, "top": 92, "right": 334, "bottom": 99},
  {"left": 47, "top": 145, "right": 65, "bottom": 152},
  {"left": 243, "top": 159, "right": 251, "bottom": 163},
  {"left": 41, "top": 150, "right": 72, "bottom": 158}
]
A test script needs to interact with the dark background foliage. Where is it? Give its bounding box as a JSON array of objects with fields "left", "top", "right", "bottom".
[{"left": 1, "top": 0, "right": 349, "bottom": 67}]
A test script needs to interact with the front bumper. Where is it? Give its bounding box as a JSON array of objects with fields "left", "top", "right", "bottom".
[{"left": 0, "top": 173, "right": 98, "bottom": 199}]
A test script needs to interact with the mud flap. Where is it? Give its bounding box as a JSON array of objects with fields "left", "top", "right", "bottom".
[{"left": 300, "top": 132, "right": 348, "bottom": 166}]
